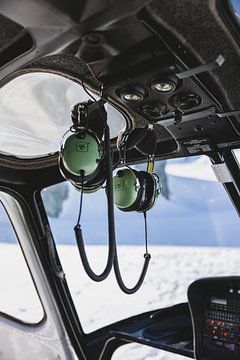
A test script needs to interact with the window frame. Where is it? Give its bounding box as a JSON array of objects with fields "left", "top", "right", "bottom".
[{"left": 0, "top": 193, "right": 45, "bottom": 326}]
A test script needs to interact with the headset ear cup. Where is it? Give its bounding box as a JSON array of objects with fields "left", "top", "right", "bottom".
[
  {"left": 113, "top": 168, "right": 148, "bottom": 212},
  {"left": 113, "top": 168, "right": 161, "bottom": 212},
  {"left": 60, "top": 130, "right": 103, "bottom": 181},
  {"left": 59, "top": 144, "right": 105, "bottom": 194},
  {"left": 61, "top": 132, "right": 101, "bottom": 176},
  {"left": 138, "top": 172, "right": 161, "bottom": 212},
  {"left": 113, "top": 168, "right": 141, "bottom": 212}
]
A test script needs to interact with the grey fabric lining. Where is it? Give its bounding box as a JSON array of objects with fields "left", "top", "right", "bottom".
[{"left": 0, "top": 14, "right": 25, "bottom": 53}]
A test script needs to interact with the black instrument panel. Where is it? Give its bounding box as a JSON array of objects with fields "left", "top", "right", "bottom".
[{"left": 188, "top": 277, "right": 240, "bottom": 360}]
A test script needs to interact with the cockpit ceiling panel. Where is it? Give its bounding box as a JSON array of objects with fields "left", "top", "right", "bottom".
[{"left": 147, "top": 0, "right": 240, "bottom": 114}]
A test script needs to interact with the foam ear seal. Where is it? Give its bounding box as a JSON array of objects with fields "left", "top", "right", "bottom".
[
  {"left": 75, "top": 176, "right": 105, "bottom": 194},
  {"left": 138, "top": 172, "right": 160, "bottom": 212},
  {"left": 81, "top": 164, "right": 106, "bottom": 193},
  {"left": 137, "top": 171, "right": 155, "bottom": 212}
]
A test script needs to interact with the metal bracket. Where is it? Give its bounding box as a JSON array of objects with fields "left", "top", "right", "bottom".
[
  {"left": 176, "top": 55, "right": 225, "bottom": 80},
  {"left": 216, "top": 109, "right": 240, "bottom": 118},
  {"left": 157, "top": 108, "right": 240, "bottom": 127},
  {"left": 211, "top": 163, "right": 233, "bottom": 183}
]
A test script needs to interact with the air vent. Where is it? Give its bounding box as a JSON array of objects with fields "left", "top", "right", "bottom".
[
  {"left": 140, "top": 102, "right": 169, "bottom": 121},
  {"left": 170, "top": 93, "right": 202, "bottom": 111}
]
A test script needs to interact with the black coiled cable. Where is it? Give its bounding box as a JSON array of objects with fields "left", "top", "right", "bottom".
[
  {"left": 113, "top": 211, "right": 151, "bottom": 294},
  {"left": 74, "top": 123, "right": 115, "bottom": 282},
  {"left": 74, "top": 96, "right": 151, "bottom": 293}
]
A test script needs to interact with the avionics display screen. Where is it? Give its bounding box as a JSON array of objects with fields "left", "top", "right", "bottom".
[{"left": 211, "top": 297, "right": 227, "bottom": 306}]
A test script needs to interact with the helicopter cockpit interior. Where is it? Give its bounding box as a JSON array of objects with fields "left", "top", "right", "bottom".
[{"left": 0, "top": 0, "right": 240, "bottom": 359}]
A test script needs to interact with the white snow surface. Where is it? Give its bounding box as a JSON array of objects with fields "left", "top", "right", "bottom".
[
  {"left": 58, "top": 245, "right": 240, "bottom": 359},
  {"left": 2, "top": 244, "right": 240, "bottom": 360}
]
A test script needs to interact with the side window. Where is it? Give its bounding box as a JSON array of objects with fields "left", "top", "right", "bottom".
[
  {"left": 0, "top": 201, "right": 44, "bottom": 323},
  {"left": 233, "top": 148, "right": 240, "bottom": 164}
]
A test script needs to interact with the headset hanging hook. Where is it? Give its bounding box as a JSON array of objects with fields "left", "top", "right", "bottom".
[{"left": 147, "top": 155, "right": 155, "bottom": 173}]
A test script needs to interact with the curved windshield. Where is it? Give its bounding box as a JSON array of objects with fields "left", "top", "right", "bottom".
[
  {"left": 229, "top": 0, "right": 240, "bottom": 23},
  {"left": 41, "top": 155, "right": 240, "bottom": 345},
  {"left": 0, "top": 199, "right": 44, "bottom": 323}
]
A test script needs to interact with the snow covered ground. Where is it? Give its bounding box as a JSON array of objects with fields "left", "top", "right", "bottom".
[
  {"left": 2, "top": 243, "right": 239, "bottom": 360},
  {"left": 58, "top": 245, "right": 240, "bottom": 332}
]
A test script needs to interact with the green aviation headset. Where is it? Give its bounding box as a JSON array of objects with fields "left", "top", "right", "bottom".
[
  {"left": 113, "top": 127, "right": 161, "bottom": 213},
  {"left": 59, "top": 97, "right": 161, "bottom": 294},
  {"left": 60, "top": 99, "right": 116, "bottom": 284},
  {"left": 113, "top": 168, "right": 160, "bottom": 212},
  {"left": 60, "top": 102, "right": 161, "bottom": 209},
  {"left": 59, "top": 100, "right": 106, "bottom": 193}
]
